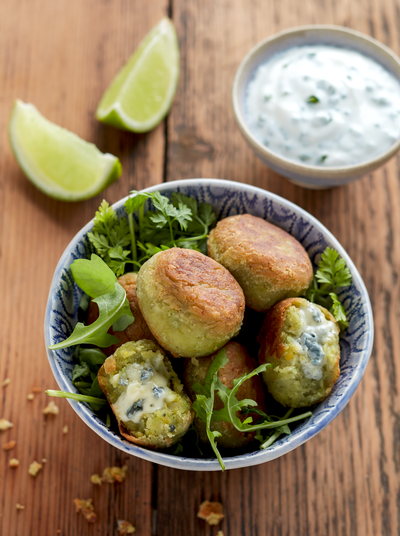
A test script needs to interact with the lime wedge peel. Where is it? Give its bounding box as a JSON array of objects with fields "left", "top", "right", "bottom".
[
  {"left": 96, "top": 17, "right": 180, "bottom": 133},
  {"left": 9, "top": 100, "right": 122, "bottom": 201}
]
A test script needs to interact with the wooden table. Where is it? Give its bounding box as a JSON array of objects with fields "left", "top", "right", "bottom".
[{"left": 1, "top": 1, "right": 398, "bottom": 534}]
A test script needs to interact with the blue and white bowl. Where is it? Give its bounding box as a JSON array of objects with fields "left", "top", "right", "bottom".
[{"left": 44, "top": 178, "right": 374, "bottom": 471}]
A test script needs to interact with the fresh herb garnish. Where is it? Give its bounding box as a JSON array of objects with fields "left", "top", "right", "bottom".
[
  {"left": 305, "top": 247, "right": 352, "bottom": 330},
  {"left": 46, "top": 389, "right": 107, "bottom": 406},
  {"left": 48, "top": 254, "right": 134, "bottom": 350},
  {"left": 320, "top": 155, "right": 328, "bottom": 163},
  {"left": 192, "top": 349, "right": 312, "bottom": 470},
  {"left": 192, "top": 350, "right": 229, "bottom": 470},
  {"left": 299, "top": 154, "right": 311, "bottom": 162},
  {"left": 306, "top": 95, "right": 319, "bottom": 104},
  {"left": 89, "top": 192, "right": 216, "bottom": 273},
  {"left": 87, "top": 201, "right": 132, "bottom": 276}
]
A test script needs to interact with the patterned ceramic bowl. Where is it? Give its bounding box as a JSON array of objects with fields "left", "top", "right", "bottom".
[{"left": 44, "top": 179, "right": 374, "bottom": 471}]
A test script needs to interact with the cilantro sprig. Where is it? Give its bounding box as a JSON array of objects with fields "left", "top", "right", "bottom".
[
  {"left": 192, "top": 350, "right": 312, "bottom": 470},
  {"left": 87, "top": 201, "right": 132, "bottom": 276},
  {"left": 88, "top": 191, "right": 217, "bottom": 275},
  {"left": 305, "top": 247, "right": 352, "bottom": 330}
]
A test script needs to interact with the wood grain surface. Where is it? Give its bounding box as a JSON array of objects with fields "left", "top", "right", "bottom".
[{"left": 0, "top": 0, "right": 398, "bottom": 535}]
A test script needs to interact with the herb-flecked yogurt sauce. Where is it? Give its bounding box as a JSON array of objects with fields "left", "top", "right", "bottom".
[{"left": 245, "top": 45, "right": 400, "bottom": 166}]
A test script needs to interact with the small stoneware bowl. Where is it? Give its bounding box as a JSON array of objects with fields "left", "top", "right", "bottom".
[
  {"left": 232, "top": 25, "right": 400, "bottom": 189},
  {"left": 44, "top": 178, "right": 374, "bottom": 470}
]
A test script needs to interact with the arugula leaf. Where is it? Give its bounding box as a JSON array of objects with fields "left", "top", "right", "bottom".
[
  {"left": 192, "top": 349, "right": 229, "bottom": 470},
  {"left": 192, "top": 352, "right": 312, "bottom": 469},
  {"left": 48, "top": 281, "right": 133, "bottom": 349},
  {"left": 71, "top": 254, "right": 116, "bottom": 298},
  {"left": 112, "top": 314, "right": 135, "bottom": 332},
  {"left": 46, "top": 389, "right": 107, "bottom": 406},
  {"left": 70, "top": 347, "right": 107, "bottom": 409},
  {"left": 305, "top": 247, "right": 352, "bottom": 329},
  {"left": 72, "top": 362, "right": 90, "bottom": 383},
  {"left": 78, "top": 348, "right": 107, "bottom": 369}
]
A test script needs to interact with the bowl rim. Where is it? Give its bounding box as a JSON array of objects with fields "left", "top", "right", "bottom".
[
  {"left": 232, "top": 24, "right": 400, "bottom": 179},
  {"left": 44, "top": 178, "right": 374, "bottom": 471}
]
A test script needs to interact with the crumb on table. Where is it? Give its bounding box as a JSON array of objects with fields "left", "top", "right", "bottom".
[
  {"left": 197, "top": 500, "right": 224, "bottom": 526},
  {"left": 62, "top": 425, "right": 68, "bottom": 434},
  {"left": 90, "top": 474, "right": 103, "bottom": 486},
  {"left": 96, "top": 465, "right": 128, "bottom": 484},
  {"left": 16, "top": 504, "right": 25, "bottom": 510},
  {"left": 43, "top": 401, "right": 59, "bottom": 415},
  {"left": 117, "top": 520, "right": 136, "bottom": 534},
  {"left": 32, "top": 387, "right": 42, "bottom": 393},
  {"left": 27, "top": 393, "right": 34, "bottom": 401},
  {"left": 9, "top": 458, "right": 19, "bottom": 468},
  {"left": 74, "top": 498, "right": 97, "bottom": 523},
  {"left": 0, "top": 419, "right": 13, "bottom": 431},
  {"left": 3, "top": 440, "right": 16, "bottom": 451},
  {"left": 2, "top": 378, "right": 10, "bottom": 388},
  {"left": 28, "top": 461, "right": 43, "bottom": 477}
]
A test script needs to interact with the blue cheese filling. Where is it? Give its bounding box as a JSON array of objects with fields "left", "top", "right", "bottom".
[
  {"left": 111, "top": 354, "right": 179, "bottom": 424},
  {"left": 295, "top": 303, "right": 336, "bottom": 380}
]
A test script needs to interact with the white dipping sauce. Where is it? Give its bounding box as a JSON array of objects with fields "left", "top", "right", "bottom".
[{"left": 245, "top": 45, "right": 400, "bottom": 166}]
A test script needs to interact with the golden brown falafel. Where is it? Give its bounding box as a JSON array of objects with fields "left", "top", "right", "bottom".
[
  {"left": 184, "top": 341, "right": 267, "bottom": 449},
  {"left": 258, "top": 297, "right": 340, "bottom": 407},
  {"left": 136, "top": 248, "right": 245, "bottom": 358},
  {"left": 87, "top": 272, "right": 155, "bottom": 356},
  {"left": 207, "top": 214, "right": 313, "bottom": 312},
  {"left": 98, "top": 340, "right": 194, "bottom": 449}
]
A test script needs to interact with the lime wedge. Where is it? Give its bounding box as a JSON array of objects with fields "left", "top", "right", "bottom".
[
  {"left": 96, "top": 17, "right": 179, "bottom": 133},
  {"left": 9, "top": 100, "right": 122, "bottom": 201}
]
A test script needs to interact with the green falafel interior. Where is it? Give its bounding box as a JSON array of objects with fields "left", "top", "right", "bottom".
[
  {"left": 98, "top": 340, "right": 194, "bottom": 449},
  {"left": 260, "top": 299, "right": 341, "bottom": 408}
]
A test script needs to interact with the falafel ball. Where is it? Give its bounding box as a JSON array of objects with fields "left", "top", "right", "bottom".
[
  {"left": 258, "top": 297, "right": 340, "bottom": 407},
  {"left": 207, "top": 214, "right": 313, "bottom": 312},
  {"left": 136, "top": 248, "right": 245, "bottom": 358},
  {"left": 98, "top": 340, "right": 194, "bottom": 449},
  {"left": 184, "top": 341, "right": 267, "bottom": 449},
  {"left": 87, "top": 272, "right": 156, "bottom": 356}
]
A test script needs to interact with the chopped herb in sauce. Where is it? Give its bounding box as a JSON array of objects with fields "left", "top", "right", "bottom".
[{"left": 306, "top": 95, "right": 319, "bottom": 104}]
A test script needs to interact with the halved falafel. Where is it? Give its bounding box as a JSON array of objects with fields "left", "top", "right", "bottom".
[
  {"left": 258, "top": 297, "right": 340, "bottom": 407},
  {"left": 98, "top": 340, "right": 194, "bottom": 449}
]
